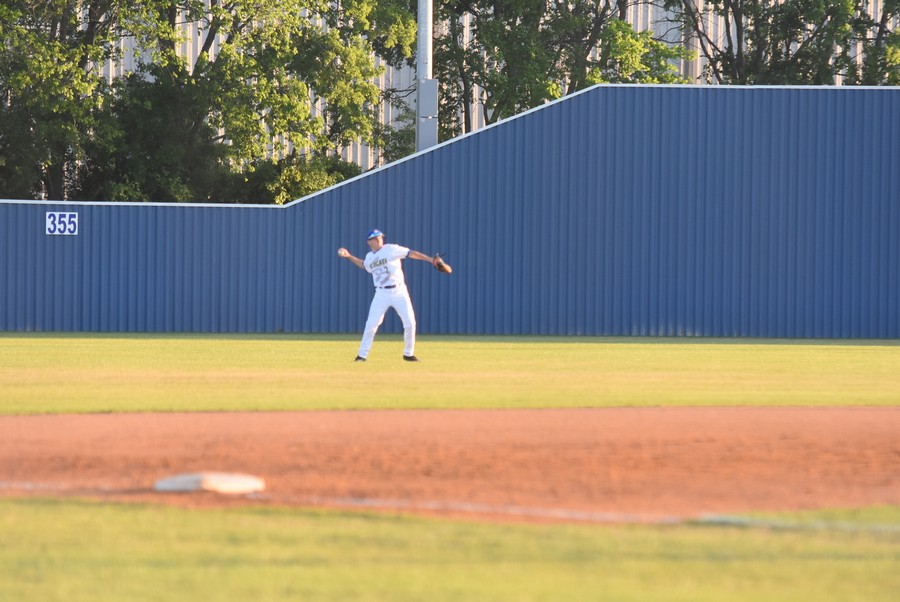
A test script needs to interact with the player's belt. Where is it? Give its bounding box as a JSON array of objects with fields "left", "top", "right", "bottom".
[{"left": 376, "top": 285, "right": 396, "bottom": 289}]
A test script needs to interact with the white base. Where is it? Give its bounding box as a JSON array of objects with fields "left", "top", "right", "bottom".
[{"left": 153, "top": 472, "right": 265, "bottom": 495}]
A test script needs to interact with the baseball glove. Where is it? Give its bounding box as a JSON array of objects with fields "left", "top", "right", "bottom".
[{"left": 432, "top": 253, "right": 453, "bottom": 274}]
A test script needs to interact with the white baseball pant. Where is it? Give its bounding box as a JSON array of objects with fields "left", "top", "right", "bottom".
[{"left": 357, "top": 285, "right": 416, "bottom": 358}]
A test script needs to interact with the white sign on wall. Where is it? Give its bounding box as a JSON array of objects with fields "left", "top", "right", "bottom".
[{"left": 45, "top": 212, "right": 79, "bottom": 236}]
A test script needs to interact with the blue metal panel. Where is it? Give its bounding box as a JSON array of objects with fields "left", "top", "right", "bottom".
[
  {"left": 306, "top": 85, "right": 899, "bottom": 338},
  {"left": 1, "top": 85, "right": 899, "bottom": 336}
]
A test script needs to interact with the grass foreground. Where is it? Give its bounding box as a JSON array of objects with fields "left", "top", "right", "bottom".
[
  {"left": 1, "top": 334, "right": 898, "bottom": 414},
  {"left": 0, "top": 498, "right": 898, "bottom": 602},
  {"left": 1, "top": 334, "right": 898, "bottom": 601}
]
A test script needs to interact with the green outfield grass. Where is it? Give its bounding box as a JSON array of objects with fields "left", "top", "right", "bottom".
[
  {"left": 0, "top": 334, "right": 898, "bottom": 414},
  {"left": 1, "top": 498, "right": 898, "bottom": 602},
  {"left": 2, "top": 334, "right": 899, "bottom": 601}
]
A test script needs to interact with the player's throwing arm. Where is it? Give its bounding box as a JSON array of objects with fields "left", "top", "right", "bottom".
[{"left": 337, "top": 247, "right": 365, "bottom": 270}]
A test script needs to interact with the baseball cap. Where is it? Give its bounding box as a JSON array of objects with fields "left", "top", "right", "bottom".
[{"left": 367, "top": 229, "right": 384, "bottom": 240}]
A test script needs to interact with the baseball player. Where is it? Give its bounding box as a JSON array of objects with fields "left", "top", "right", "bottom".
[{"left": 338, "top": 229, "right": 450, "bottom": 362}]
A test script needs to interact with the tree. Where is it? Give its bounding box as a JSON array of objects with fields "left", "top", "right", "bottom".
[
  {"left": 266, "top": 153, "right": 363, "bottom": 204},
  {"left": 0, "top": 1, "right": 113, "bottom": 198},
  {"left": 433, "top": 0, "right": 693, "bottom": 139},
  {"left": 75, "top": 66, "right": 229, "bottom": 202},
  {"left": 122, "top": 0, "right": 391, "bottom": 200},
  {"left": 592, "top": 19, "right": 698, "bottom": 84},
  {"left": 1, "top": 0, "right": 416, "bottom": 202},
  {"left": 659, "top": 0, "right": 899, "bottom": 85},
  {"left": 857, "top": 0, "right": 900, "bottom": 84}
]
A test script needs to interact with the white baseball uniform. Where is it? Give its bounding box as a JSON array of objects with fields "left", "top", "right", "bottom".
[{"left": 357, "top": 243, "right": 417, "bottom": 358}]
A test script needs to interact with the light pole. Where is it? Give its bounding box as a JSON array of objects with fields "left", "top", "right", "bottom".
[{"left": 416, "top": 0, "right": 439, "bottom": 151}]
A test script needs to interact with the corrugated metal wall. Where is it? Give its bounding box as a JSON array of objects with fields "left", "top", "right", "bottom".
[{"left": 2, "top": 85, "right": 898, "bottom": 336}]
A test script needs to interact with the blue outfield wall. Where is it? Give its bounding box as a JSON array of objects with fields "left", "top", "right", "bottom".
[{"left": 1, "top": 85, "right": 898, "bottom": 336}]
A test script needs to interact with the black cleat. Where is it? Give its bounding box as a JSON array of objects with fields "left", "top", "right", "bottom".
[
  {"left": 402, "top": 355, "right": 420, "bottom": 362},
  {"left": 354, "top": 356, "right": 366, "bottom": 362}
]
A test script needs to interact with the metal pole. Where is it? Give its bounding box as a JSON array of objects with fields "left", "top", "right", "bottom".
[
  {"left": 417, "top": 0, "right": 432, "bottom": 80},
  {"left": 416, "top": 0, "right": 438, "bottom": 151}
]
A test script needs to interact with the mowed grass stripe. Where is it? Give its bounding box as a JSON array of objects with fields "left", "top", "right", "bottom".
[
  {"left": 1, "top": 334, "right": 898, "bottom": 414},
  {"left": 1, "top": 498, "right": 898, "bottom": 602}
]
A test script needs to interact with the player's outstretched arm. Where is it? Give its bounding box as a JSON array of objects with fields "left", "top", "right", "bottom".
[
  {"left": 337, "top": 247, "right": 365, "bottom": 270},
  {"left": 406, "top": 250, "right": 434, "bottom": 263},
  {"left": 408, "top": 249, "right": 453, "bottom": 274}
]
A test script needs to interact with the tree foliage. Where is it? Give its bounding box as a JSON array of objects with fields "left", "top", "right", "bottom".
[
  {"left": 660, "top": 0, "right": 899, "bottom": 84},
  {"left": 1, "top": 0, "right": 410, "bottom": 202},
  {"left": 434, "top": 0, "right": 694, "bottom": 137},
  {"left": 75, "top": 66, "right": 228, "bottom": 202},
  {"left": 857, "top": 0, "right": 900, "bottom": 84},
  {"left": 0, "top": 1, "right": 111, "bottom": 198}
]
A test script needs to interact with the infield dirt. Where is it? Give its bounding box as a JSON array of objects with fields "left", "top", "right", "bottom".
[{"left": 1, "top": 408, "right": 898, "bottom": 523}]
